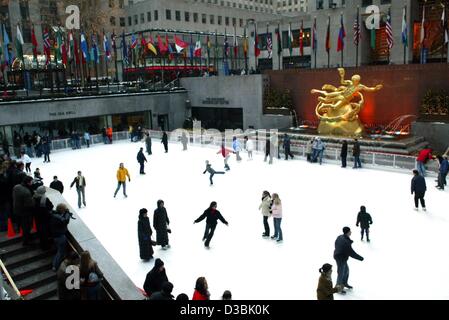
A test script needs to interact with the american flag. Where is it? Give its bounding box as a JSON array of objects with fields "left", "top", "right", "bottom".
[
  {"left": 266, "top": 26, "right": 272, "bottom": 58},
  {"left": 386, "top": 13, "right": 394, "bottom": 50},
  {"left": 353, "top": 14, "right": 361, "bottom": 46}
]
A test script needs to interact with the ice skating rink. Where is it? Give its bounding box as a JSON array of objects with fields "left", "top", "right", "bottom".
[{"left": 39, "top": 140, "right": 449, "bottom": 300}]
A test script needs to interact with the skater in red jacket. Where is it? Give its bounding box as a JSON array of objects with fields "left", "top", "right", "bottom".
[{"left": 217, "top": 143, "right": 233, "bottom": 171}]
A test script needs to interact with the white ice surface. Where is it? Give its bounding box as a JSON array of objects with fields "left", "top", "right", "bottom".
[{"left": 37, "top": 140, "right": 449, "bottom": 300}]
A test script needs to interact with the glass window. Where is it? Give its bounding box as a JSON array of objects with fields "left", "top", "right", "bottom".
[
  {"left": 218, "top": 15, "right": 222, "bottom": 25},
  {"left": 120, "top": 17, "right": 126, "bottom": 27},
  {"left": 185, "top": 12, "right": 190, "bottom": 22},
  {"left": 166, "top": 9, "right": 171, "bottom": 20},
  {"left": 175, "top": 10, "right": 181, "bottom": 21},
  {"left": 110, "top": 16, "right": 116, "bottom": 26},
  {"left": 210, "top": 15, "right": 215, "bottom": 24},
  {"left": 202, "top": 13, "right": 207, "bottom": 24},
  {"left": 154, "top": 10, "right": 158, "bottom": 21},
  {"left": 193, "top": 12, "right": 198, "bottom": 23},
  {"left": 225, "top": 16, "right": 229, "bottom": 26},
  {"left": 134, "top": 14, "right": 138, "bottom": 25},
  {"left": 128, "top": 16, "right": 132, "bottom": 26},
  {"left": 140, "top": 13, "right": 144, "bottom": 23},
  {"left": 147, "top": 11, "right": 151, "bottom": 22}
]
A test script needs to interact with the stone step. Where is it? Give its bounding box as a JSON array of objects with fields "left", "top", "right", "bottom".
[
  {"left": 25, "top": 281, "right": 58, "bottom": 300},
  {"left": 9, "top": 256, "right": 54, "bottom": 281},
  {"left": 16, "top": 269, "right": 57, "bottom": 291},
  {"left": 3, "top": 248, "right": 55, "bottom": 270}
]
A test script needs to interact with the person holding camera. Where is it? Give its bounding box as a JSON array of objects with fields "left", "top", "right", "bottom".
[
  {"left": 153, "top": 200, "right": 171, "bottom": 250},
  {"left": 50, "top": 203, "right": 73, "bottom": 271}
]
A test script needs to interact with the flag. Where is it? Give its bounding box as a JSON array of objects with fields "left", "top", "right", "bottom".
[
  {"left": 224, "top": 32, "right": 230, "bottom": 58},
  {"left": 254, "top": 25, "right": 261, "bottom": 57},
  {"left": 206, "top": 34, "right": 211, "bottom": 61},
  {"left": 15, "top": 25, "right": 24, "bottom": 61},
  {"left": 337, "top": 14, "right": 346, "bottom": 52},
  {"left": 401, "top": 7, "right": 408, "bottom": 47},
  {"left": 130, "top": 34, "right": 137, "bottom": 49},
  {"left": 111, "top": 31, "right": 116, "bottom": 51},
  {"left": 233, "top": 27, "right": 238, "bottom": 58},
  {"left": 326, "top": 17, "right": 331, "bottom": 53},
  {"left": 166, "top": 35, "right": 174, "bottom": 61},
  {"left": 194, "top": 36, "right": 202, "bottom": 57},
  {"left": 312, "top": 18, "right": 317, "bottom": 52},
  {"left": 3, "top": 24, "right": 10, "bottom": 66},
  {"left": 43, "top": 28, "right": 51, "bottom": 64},
  {"left": 354, "top": 12, "right": 361, "bottom": 46},
  {"left": 121, "top": 31, "right": 127, "bottom": 65},
  {"left": 55, "top": 29, "right": 62, "bottom": 63},
  {"left": 91, "top": 33, "right": 99, "bottom": 64},
  {"left": 174, "top": 35, "right": 188, "bottom": 53},
  {"left": 104, "top": 32, "right": 111, "bottom": 60},
  {"left": 299, "top": 20, "right": 304, "bottom": 56},
  {"left": 276, "top": 25, "right": 282, "bottom": 55},
  {"left": 68, "top": 31, "right": 74, "bottom": 61},
  {"left": 420, "top": 5, "right": 425, "bottom": 47},
  {"left": 243, "top": 28, "right": 248, "bottom": 58},
  {"left": 147, "top": 35, "right": 157, "bottom": 55},
  {"left": 74, "top": 34, "right": 80, "bottom": 65},
  {"left": 266, "top": 25, "right": 272, "bottom": 59},
  {"left": 140, "top": 33, "right": 147, "bottom": 59},
  {"left": 442, "top": 7, "right": 448, "bottom": 45},
  {"left": 81, "top": 32, "right": 90, "bottom": 63},
  {"left": 61, "top": 33, "right": 68, "bottom": 65},
  {"left": 288, "top": 23, "right": 293, "bottom": 55},
  {"left": 31, "top": 26, "right": 38, "bottom": 60},
  {"left": 386, "top": 12, "right": 394, "bottom": 50},
  {"left": 157, "top": 34, "right": 167, "bottom": 55}
]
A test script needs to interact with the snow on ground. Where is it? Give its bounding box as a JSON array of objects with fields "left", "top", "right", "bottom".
[{"left": 36, "top": 140, "right": 449, "bottom": 300}]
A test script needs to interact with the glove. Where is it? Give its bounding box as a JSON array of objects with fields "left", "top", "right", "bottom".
[{"left": 167, "top": 228, "right": 172, "bottom": 233}]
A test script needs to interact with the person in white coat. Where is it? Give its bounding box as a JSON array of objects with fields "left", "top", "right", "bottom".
[
  {"left": 20, "top": 151, "right": 32, "bottom": 173},
  {"left": 259, "top": 191, "right": 272, "bottom": 238},
  {"left": 244, "top": 136, "right": 254, "bottom": 160},
  {"left": 271, "top": 193, "right": 283, "bottom": 242}
]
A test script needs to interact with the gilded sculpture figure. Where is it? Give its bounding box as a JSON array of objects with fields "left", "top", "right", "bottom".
[{"left": 311, "top": 68, "right": 383, "bottom": 137}]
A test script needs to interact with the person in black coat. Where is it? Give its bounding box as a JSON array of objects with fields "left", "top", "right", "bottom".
[
  {"left": 264, "top": 137, "right": 273, "bottom": 164},
  {"left": 341, "top": 140, "right": 348, "bottom": 168},
  {"left": 145, "top": 133, "right": 152, "bottom": 155},
  {"left": 138, "top": 208, "right": 154, "bottom": 261},
  {"left": 143, "top": 258, "right": 169, "bottom": 297},
  {"left": 148, "top": 281, "right": 174, "bottom": 300},
  {"left": 33, "top": 186, "right": 54, "bottom": 250},
  {"left": 137, "top": 148, "right": 147, "bottom": 175},
  {"left": 333, "top": 227, "right": 364, "bottom": 294},
  {"left": 283, "top": 134, "right": 294, "bottom": 160},
  {"left": 356, "top": 206, "right": 373, "bottom": 242},
  {"left": 352, "top": 139, "right": 362, "bottom": 169},
  {"left": 161, "top": 132, "right": 168, "bottom": 153},
  {"left": 411, "top": 169, "right": 427, "bottom": 211},
  {"left": 42, "top": 136, "right": 51, "bottom": 163},
  {"left": 153, "top": 200, "right": 170, "bottom": 250},
  {"left": 194, "top": 201, "right": 228, "bottom": 249},
  {"left": 49, "top": 176, "right": 64, "bottom": 194}
]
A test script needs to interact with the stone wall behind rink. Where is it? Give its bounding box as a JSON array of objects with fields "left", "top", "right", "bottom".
[{"left": 266, "top": 63, "right": 449, "bottom": 127}]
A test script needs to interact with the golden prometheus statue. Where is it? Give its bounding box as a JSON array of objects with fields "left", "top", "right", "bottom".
[{"left": 311, "top": 68, "right": 383, "bottom": 137}]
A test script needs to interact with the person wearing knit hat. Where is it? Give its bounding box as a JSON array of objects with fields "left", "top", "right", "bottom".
[
  {"left": 33, "top": 186, "right": 54, "bottom": 250},
  {"left": 317, "top": 263, "right": 342, "bottom": 300},
  {"left": 143, "top": 258, "right": 169, "bottom": 298},
  {"left": 138, "top": 208, "right": 154, "bottom": 261},
  {"left": 333, "top": 226, "right": 364, "bottom": 294}
]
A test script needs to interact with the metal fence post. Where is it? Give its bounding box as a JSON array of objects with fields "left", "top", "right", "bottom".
[
  {"left": 393, "top": 155, "right": 396, "bottom": 168},
  {"left": 372, "top": 153, "right": 375, "bottom": 165}
]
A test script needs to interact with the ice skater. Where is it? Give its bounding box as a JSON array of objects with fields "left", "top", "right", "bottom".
[
  {"left": 153, "top": 200, "right": 171, "bottom": 250},
  {"left": 145, "top": 133, "right": 152, "bottom": 155},
  {"left": 333, "top": 227, "right": 364, "bottom": 294},
  {"left": 411, "top": 169, "right": 426, "bottom": 211},
  {"left": 70, "top": 171, "right": 86, "bottom": 208},
  {"left": 259, "top": 191, "right": 272, "bottom": 238},
  {"left": 194, "top": 201, "right": 228, "bottom": 249},
  {"left": 161, "top": 131, "right": 168, "bottom": 153},
  {"left": 244, "top": 136, "right": 254, "bottom": 160},
  {"left": 181, "top": 132, "right": 188, "bottom": 151},
  {"left": 138, "top": 208, "right": 154, "bottom": 261},
  {"left": 283, "top": 134, "right": 294, "bottom": 160},
  {"left": 137, "top": 147, "right": 147, "bottom": 174},
  {"left": 217, "top": 143, "right": 232, "bottom": 171},
  {"left": 271, "top": 193, "right": 283, "bottom": 242},
  {"left": 114, "top": 163, "right": 131, "bottom": 198},
  {"left": 20, "top": 151, "right": 32, "bottom": 173},
  {"left": 232, "top": 137, "right": 242, "bottom": 161},
  {"left": 203, "top": 161, "right": 225, "bottom": 186},
  {"left": 356, "top": 206, "right": 373, "bottom": 242}
]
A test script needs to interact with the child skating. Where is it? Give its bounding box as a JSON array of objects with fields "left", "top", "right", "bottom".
[{"left": 203, "top": 161, "right": 225, "bottom": 186}]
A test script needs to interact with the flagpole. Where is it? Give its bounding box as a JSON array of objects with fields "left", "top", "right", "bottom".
[
  {"left": 93, "top": 33, "right": 99, "bottom": 93},
  {"left": 403, "top": 5, "right": 407, "bottom": 65},
  {"left": 104, "top": 30, "right": 110, "bottom": 91},
  {"left": 387, "top": 8, "right": 391, "bottom": 65},
  {"left": 313, "top": 18, "right": 317, "bottom": 69},
  {"left": 244, "top": 27, "right": 248, "bottom": 74},
  {"left": 442, "top": 4, "right": 446, "bottom": 63},
  {"left": 340, "top": 13, "right": 344, "bottom": 67},
  {"left": 328, "top": 16, "right": 330, "bottom": 68},
  {"left": 141, "top": 32, "right": 146, "bottom": 86},
  {"left": 278, "top": 23, "right": 281, "bottom": 70},
  {"left": 255, "top": 24, "right": 258, "bottom": 71}
]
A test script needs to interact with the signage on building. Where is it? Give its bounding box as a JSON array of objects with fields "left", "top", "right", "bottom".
[
  {"left": 49, "top": 111, "right": 76, "bottom": 117},
  {"left": 202, "top": 97, "right": 230, "bottom": 105}
]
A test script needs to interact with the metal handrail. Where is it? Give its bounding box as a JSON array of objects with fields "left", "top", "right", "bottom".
[{"left": 0, "top": 259, "right": 23, "bottom": 300}]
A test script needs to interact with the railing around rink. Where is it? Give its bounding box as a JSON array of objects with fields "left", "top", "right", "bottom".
[{"left": 43, "top": 129, "right": 438, "bottom": 176}]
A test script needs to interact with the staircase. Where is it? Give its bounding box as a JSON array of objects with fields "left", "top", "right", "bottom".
[{"left": 0, "top": 232, "right": 58, "bottom": 300}]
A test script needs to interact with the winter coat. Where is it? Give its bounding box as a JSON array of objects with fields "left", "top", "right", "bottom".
[
  {"left": 145, "top": 136, "right": 152, "bottom": 147},
  {"left": 192, "top": 290, "right": 209, "bottom": 300},
  {"left": 341, "top": 142, "right": 348, "bottom": 157},
  {"left": 161, "top": 133, "right": 168, "bottom": 145},
  {"left": 246, "top": 139, "right": 254, "bottom": 151},
  {"left": 283, "top": 136, "right": 291, "bottom": 148},
  {"left": 50, "top": 211, "right": 71, "bottom": 237},
  {"left": 232, "top": 139, "right": 241, "bottom": 152},
  {"left": 203, "top": 164, "right": 216, "bottom": 174},
  {"left": 333, "top": 235, "right": 363, "bottom": 261},
  {"left": 137, "top": 150, "right": 147, "bottom": 163},
  {"left": 106, "top": 128, "right": 113, "bottom": 138},
  {"left": 259, "top": 196, "right": 272, "bottom": 217},
  {"left": 271, "top": 202, "right": 283, "bottom": 219},
  {"left": 83, "top": 132, "right": 90, "bottom": 141},
  {"left": 70, "top": 176, "right": 86, "bottom": 189},
  {"left": 42, "top": 141, "right": 51, "bottom": 154},
  {"left": 411, "top": 175, "right": 427, "bottom": 194},
  {"left": 12, "top": 183, "right": 34, "bottom": 217},
  {"left": 265, "top": 140, "right": 271, "bottom": 154},
  {"left": 143, "top": 268, "right": 168, "bottom": 297},
  {"left": 439, "top": 159, "right": 449, "bottom": 174},
  {"left": 57, "top": 260, "right": 81, "bottom": 300},
  {"left": 153, "top": 207, "right": 170, "bottom": 246},
  {"left": 50, "top": 180, "right": 64, "bottom": 194},
  {"left": 305, "top": 142, "right": 313, "bottom": 154},
  {"left": 356, "top": 211, "right": 373, "bottom": 229},
  {"left": 353, "top": 142, "right": 361, "bottom": 157},
  {"left": 313, "top": 140, "right": 325, "bottom": 151},
  {"left": 195, "top": 208, "right": 228, "bottom": 226},
  {"left": 218, "top": 147, "right": 232, "bottom": 158},
  {"left": 116, "top": 168, "right": 130, "bottom": 182},
  {"left": 20, "top": 154, "right": 32, "bottom": 164},
  {"left": 138, "top": 216, "right": 154, "bottom": 260},
  {"left": 416, "top": 149, "right": 433, "bottom": 163},
  {"left": 317, "top": 274, "right": 339, "bottom": 300},
  {"left": 148, "top": 291, "right": 174, "bottom": 300}
]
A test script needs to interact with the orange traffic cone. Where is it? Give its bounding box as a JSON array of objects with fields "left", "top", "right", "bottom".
[
  {"left": 7, "top": 218, "right": 16, "bottom": 238},
  {"left": 32, "top": 218, "right": 37, "bottom": 233},
  {"left": 19, "top": 289, "right": 33, "bottom": 297}
]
